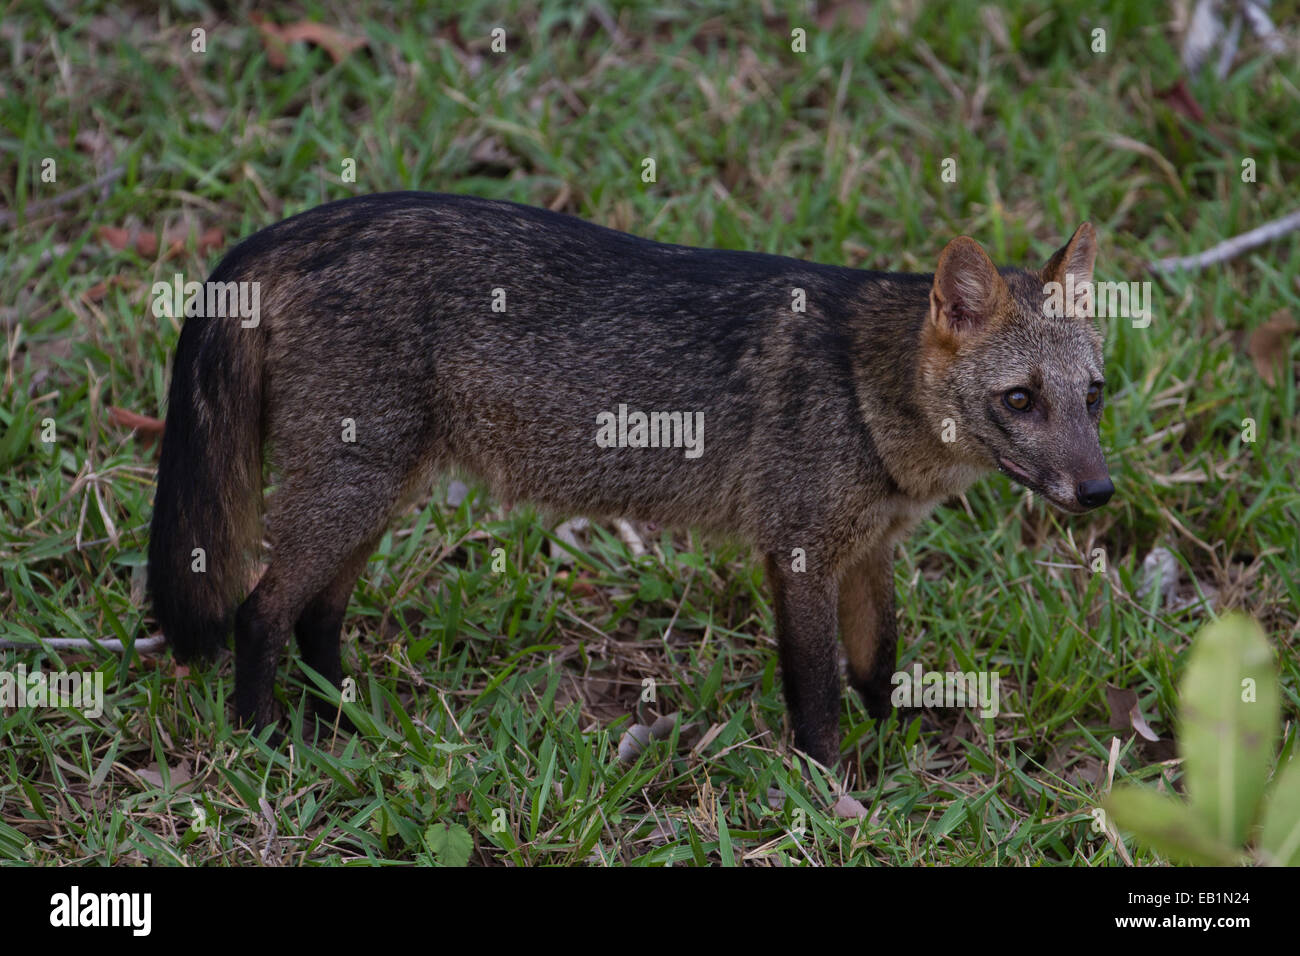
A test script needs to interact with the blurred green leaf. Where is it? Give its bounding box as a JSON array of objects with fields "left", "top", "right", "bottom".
[
  {"left": 1179, "top": 613, "right": 1279, "bottom": 848},
  {"left": 1258, "top": 757, "right": 1300, "bottom": 866},
  {"left": 1105, "top": 786, "right": 1242, "bottom": 866}
]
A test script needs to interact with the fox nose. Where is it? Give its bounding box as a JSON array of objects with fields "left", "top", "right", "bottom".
[{"left": 1076, "top": 477, "right": 1114, "bottom": 509}]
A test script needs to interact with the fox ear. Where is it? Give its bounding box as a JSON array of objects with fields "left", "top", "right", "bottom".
[
  {"left": 1042, "top": 222, "right": 1097, "bottom": 287},
  {"left": 929, "top": 236, "right": 1005, "bottom": 335}
]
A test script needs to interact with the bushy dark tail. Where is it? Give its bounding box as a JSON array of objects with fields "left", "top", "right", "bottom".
[{"left": 148, "top": 304, "right": 264, "bottom": 662}]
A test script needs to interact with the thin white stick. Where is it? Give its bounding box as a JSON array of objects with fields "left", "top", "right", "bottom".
[
  {"left": 1150, "top": 209, "right": 1300, "bottom": 273},
  {"left": 1242, "top": 0, "right": 1286, "bottom": 54},
  {"left": 1216, "top": 12, "right": 1242, "bottom": 80},
  {"left": 0, "top": 634, "right": 167, "bottom": 653}
]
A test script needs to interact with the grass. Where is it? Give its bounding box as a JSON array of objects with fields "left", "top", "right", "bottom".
[{"left": 1, "top": 0, "right": 1298, "bottom": 866}]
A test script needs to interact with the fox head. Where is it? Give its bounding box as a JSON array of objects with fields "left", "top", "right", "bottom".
[{"left": 920, "top": 223, "right": 1113, "bottom": 514}]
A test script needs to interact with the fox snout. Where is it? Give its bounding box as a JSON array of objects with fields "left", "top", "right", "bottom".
[
  {"left": 1056, "top": 429, "right": 1113, "bottom": 511},
  {"left": 1076, "top": 476, "right": 1114, "bottom": 509},
  {"left": 1001, "top": 455, "right": 1114, "bottom": 513},
  {"left": 1058, "top": 436, "right": 1114, "bottom": 512}
]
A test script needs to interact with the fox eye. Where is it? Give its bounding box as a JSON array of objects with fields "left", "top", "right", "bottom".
[
  {"left": 1086, "top": 383, "right": 1102, "bottom": 407},
  {"left": 1004, "top": 388, "right": 1032, "bottom": 412}
]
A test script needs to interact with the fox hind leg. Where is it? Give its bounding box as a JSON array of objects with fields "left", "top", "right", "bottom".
[
  {"left": 234, "top": 470, "right": 409, "bottom": 737},
  {"left": 293, "top": 536, "right": 384, "bottom": 737}
]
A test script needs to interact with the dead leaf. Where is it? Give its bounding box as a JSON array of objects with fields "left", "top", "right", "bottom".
[
  {"left": 1128, "top": 704, "right": 1160, "bottom": 742},
  {"left": 195, "top": 226, "right": 224, "bottom": 254},
  {"left": 554, "top": 570, "right": 598, "bottom": 598},
  {"left": 163, "top": 225, "right": 223, "bottom": 258},
  {"left": 1248, "top": 310, "right": 1297, "bottom": 387},
  {"left": 108, "top": 406, "right": 165, "bottom": 451},
  {"left": 831, "top": 794, "right": 870, "bottom": 819},
  {"left": 1105, "top": 684, "right": 1138, "bottom": 731},
  {"left": 82, "top": 276, "right": 130, "bottom": 302},
  {"left": 136, "top": 767, "right": 165, "bottom": 788},
  {"left": 1105, "top": 683, "right": 1161, "bottom": 742},
  {"left": 98, "top": 224, "right": 223, "bottom": 260},
  {"left": 1156, "top": 77, "right": 1206, "bottom": 123},
  {"left": 251, "top": 14, "right": 365, "bottom": 68},
  {"left": 108, "top": 406, "right": 164, "bottom": 436},
  {"left": 97, "top": 226, "right": 131, "bottom": 250},
  {"left": 135, "top": 759, "right": 191, "bottom": 789}
]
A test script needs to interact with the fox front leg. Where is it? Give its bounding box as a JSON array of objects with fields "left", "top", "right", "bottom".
[
  {"left": 764, "top": 555, "right": 842, "bottom": 768},
  {"left": 837, "top": 543, "right": 899, "bottom": 721}
]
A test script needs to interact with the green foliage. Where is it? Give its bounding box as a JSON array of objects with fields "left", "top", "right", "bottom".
[
  {"left": 421, "top": 823, "right": 474, "bottom": 867},
  {"left": 1106, "top": 614, "right": 1300, "bottom": 866}
]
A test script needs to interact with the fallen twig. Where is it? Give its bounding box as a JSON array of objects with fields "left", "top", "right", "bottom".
[
  {"left": 0, "top": 634, "right": 167, "bottom": 654},
  {"left": 1150, "top": 209, "right": 1300, "bottom": 274},
  {"left": 0, "top": 165, "right": 125, "bottom": 225}
]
